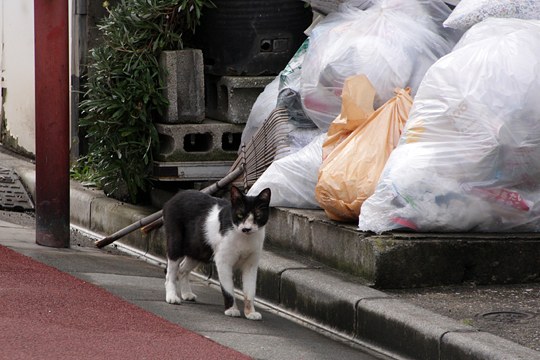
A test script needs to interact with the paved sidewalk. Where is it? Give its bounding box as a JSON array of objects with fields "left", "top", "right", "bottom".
[
  {"left": 0, "top": 225, "right": 248, "bottom": 360},
  {"left": 0, "top": 216, "right": 384, "bottom": 360}
]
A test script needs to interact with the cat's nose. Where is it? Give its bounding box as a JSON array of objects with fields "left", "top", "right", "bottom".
[{"left": 242, "top": 228, "right": 251, "bottom": 233}]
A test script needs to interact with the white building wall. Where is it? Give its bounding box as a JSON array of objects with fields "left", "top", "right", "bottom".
[{"left": 0, "top": 0, "right": 36, "bottom": 155}]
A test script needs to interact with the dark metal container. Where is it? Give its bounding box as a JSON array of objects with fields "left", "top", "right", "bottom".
[{"left": 194, "top": 0, "right": 312, "bottom": 76}]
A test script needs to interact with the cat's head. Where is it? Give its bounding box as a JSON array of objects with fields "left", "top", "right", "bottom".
[{"left": 230, "top": 186, "right": 271, "bottom": 235}]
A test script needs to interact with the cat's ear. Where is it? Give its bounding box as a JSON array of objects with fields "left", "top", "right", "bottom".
[
  {"left": 230, "top": 185, "right": 244, "bottom": 205},
  {"left": 257, "top": 188, "right": 271, "bottom": 204}
]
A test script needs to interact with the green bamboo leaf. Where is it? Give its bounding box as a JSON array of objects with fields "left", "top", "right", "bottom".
[{"left": 77, "top": 0, "right": 213, "bottom": 202}]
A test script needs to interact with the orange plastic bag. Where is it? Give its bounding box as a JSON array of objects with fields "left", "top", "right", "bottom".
[
  {"left": 315, "top": 79, "right": 413, "bottom": 222},
  {"left": 322, "top": 75, "right": 376, "bottom": 160}
]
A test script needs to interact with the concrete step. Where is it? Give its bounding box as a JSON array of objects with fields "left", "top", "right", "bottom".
[{"left": 266, "top": 208, "right": 540, "bottom": 288}]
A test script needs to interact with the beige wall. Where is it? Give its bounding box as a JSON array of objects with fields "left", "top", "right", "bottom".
[{"left": 0, "top": 0, "right": 36, "bottom": 155}]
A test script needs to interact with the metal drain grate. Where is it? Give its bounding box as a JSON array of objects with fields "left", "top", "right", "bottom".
[
  {"left": 477, "top": 311, "right": 536, "bottom": 324},
  {"left": 0, "top": 167, "right": 34, "bottom": 211}
]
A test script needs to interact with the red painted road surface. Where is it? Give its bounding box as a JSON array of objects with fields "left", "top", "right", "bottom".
[{"left": 0, "top": 245, "right": 250, "bottom": 360}]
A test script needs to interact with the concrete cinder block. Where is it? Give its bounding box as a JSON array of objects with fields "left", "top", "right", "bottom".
[
  {"left": 155, "top": 120, "right": 243, "bottom": 162},
  {"left": 160, "top": 49, "right": 205, "bottom": 123},
  {"left": 205, "top": 75, "right": 274, "bottom": 124},
  {"left": 152, "top": 161, "right": 234, "bottom": 182}
]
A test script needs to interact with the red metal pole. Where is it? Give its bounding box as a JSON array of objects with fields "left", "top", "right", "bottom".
[{"left": 34, "top": 0, "right": 70, "bottom": 248}]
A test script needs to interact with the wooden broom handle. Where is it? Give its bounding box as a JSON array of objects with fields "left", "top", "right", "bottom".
[{"left": 94, "top": 166, "right": 245, "bottom": 248}]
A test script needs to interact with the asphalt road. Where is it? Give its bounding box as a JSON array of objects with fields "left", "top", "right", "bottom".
[{"left": 389, "top": 283, "right": 540, "bottom": 352}]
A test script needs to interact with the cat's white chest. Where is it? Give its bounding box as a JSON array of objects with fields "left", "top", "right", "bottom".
[{"left": 204, "top": 205, "right": 264, "bottom": 267}]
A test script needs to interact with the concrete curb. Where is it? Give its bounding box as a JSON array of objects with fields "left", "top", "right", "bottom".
[
  {"left": 67, "top": 178, "right": 540, "bottom": 360},
  {"left": 266, "top": 208, "right": 540, "bottom": 288},
  {"left": 4, "top": 153, "right": 539, "bottom": 360}
]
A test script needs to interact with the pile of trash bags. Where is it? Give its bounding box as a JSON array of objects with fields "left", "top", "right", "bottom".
[
  {"left": 359, "top": 17, "right": 540, "bottom": 232},
  {"left": 300, "top": 0, "right": 456, "bottom": 130},
  {"left": 245, "top": 0, "right": 540, "bottom": 233}
]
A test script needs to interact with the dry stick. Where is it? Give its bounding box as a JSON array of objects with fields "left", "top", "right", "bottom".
[
  {"left": 94, "top": 210, "right": 163, "bottom": 249},
  {"left": 94, "top": 165, "right": 245, "bottom": 248}
]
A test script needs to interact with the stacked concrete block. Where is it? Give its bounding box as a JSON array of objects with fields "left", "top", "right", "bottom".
[
  {"left": 152, "top": 160, "right": 235, "bottom": 182},
  {"left": 153, "top": 120, "right": 243, "bottom": 181},
  {"left": 205, "top": 75, "right": 274, "bottom": 124},
  {"left": 156, "top": 51, "right": 274, "bottom": 181},
  {"left": 155, "top": 120, "right": 243, "bottom": 163},
  {"left": 159, "top": 49, "right": 205, "bottom": 123}
]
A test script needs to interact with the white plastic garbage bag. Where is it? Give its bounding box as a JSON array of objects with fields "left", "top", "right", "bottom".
[
  {"left": 241, "top": 76, "right": 280, "bottom": 146},
  {"left": 444, "top": 0, "right": 540, "bottom": 30},
  {"left": 248, "top": 133, "right": 326, "bottom": 209},
  {"left": 300, "top": 0, "right": 454, "bottom": 131},
  {"left": 358, "top": 18, "right": 540, "bottom": 233}
]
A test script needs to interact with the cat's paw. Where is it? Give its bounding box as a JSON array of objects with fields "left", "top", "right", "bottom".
[
  {"left": 245, "top": 311, "right": 262, "bottom": 321},
  {"left": 224, "top": 308, "right": 241, "bottom": 317},
  {"left": 181, "top": 292, "right": 197, "bottom": 302},
  {"left": 165, "top": 293, "right": 182, "bottom": 305}
]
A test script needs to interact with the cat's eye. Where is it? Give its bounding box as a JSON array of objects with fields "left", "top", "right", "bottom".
[{"left": 236, "top": 213, "right": 244, "bottom": 220}]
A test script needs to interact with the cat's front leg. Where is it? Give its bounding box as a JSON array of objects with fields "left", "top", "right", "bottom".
[
  {"left": 216, "top": 260, "right": 241, "bottom": 317},
  {"left": 165, "top": 258, "right": 182, "bottom": 304},
  {"left": 242, "top": 260, "right": 262, "bottom": 320}
]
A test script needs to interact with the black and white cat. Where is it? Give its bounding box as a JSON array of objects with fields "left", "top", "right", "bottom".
[{"left": 162, "top": 185, "right": 271, "bottom": 320}]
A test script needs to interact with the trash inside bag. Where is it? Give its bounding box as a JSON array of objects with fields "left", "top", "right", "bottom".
[
  {"left": 242, "top": 39, "right": 316, "bottom": 147},
  {"left": 279, "top": 38, "right": 309, "bottom": 92},
  {"left": 280, "top": 126, "right": 323, "bottom": 159},
  {"left": 277, "top": 88, "right": 314, "bottom": 129},
  {"left": 315, "top": 75, "right": 412, "bottom": 222},
  {"left": 300, "top": 0, "right": 454, "bottom": 131},
  {"left": 444, "top": 0, "right": 540, "bottom": 30},
  {"left": 358, "top": 18, "right": 540, "bottom": 233},
  {"left": 321, "top": 75, "right": 376, "bottom": 160},
  {"left": 248, "top": 133, "right": 326, "bottom": 209}
]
